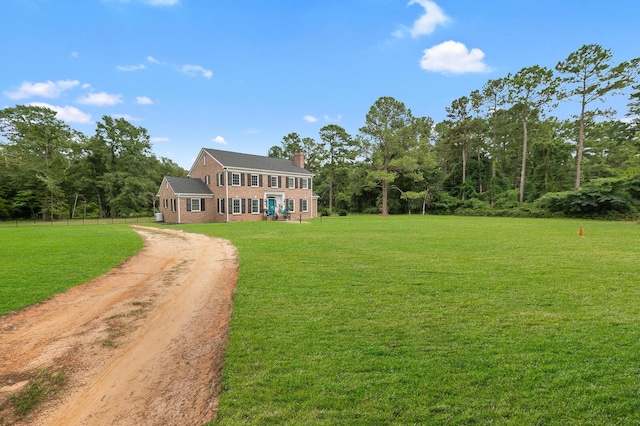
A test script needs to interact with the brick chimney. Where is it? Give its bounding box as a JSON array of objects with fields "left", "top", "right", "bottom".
[{"left": 293, "top": 151, "right": 305, "bottom": 169}]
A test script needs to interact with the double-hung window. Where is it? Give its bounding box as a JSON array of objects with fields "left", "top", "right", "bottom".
[
  {"left": 231, "top": 172, "right": 241, "bottom": 186},
  {"left": 251, "top": 174, "right": 259, "bottom": 187},
  {"left": 300, "top": 178, "right": 309, "bottom": 189},
  {"left": 251, "top": 199, "right": 260, "bottom": 214},
  {"left": 188, "top": 198, "right": 202, "bottom": 212},
  {"left": 301, "top": 199, "right": 308, "bottom": 212},
  {"left": 270, "top": 175, "right": 279, "bottom": 188},
  {"left": 287, "top": 198, "right": 295, "bottom": 212},
  {"left": 232, "top": 198, "right": 242, "bottom": 215},
  {"left": 287, "top": 177, "right": 295, "bottom": 188}
]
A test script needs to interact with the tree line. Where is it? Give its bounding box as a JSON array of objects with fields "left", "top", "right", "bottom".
[
  {"left": 269, "top": 44, "right": 640, "bottom": 219},
  {"left": 0, "top": 106, "right": 185, "bottom": 220},
  {"left": 2, "top": 44, "right": 639, "bottom": 221}
]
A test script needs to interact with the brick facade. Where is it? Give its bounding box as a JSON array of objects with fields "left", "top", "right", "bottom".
[{"left": 157, "top": 148, "right": 317, "bottom": 224}]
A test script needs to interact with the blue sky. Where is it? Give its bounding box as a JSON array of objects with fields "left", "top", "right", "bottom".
[{"left": 2, "top": 0, "right": 638, "bottom": 169}]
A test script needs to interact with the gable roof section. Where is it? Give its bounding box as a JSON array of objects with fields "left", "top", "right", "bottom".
[
  {"left": 165, "top": 176, "right": 212, "bottom": 196},
  {"left": 203, "top": 148, "right": 312, "bottom": 175}
]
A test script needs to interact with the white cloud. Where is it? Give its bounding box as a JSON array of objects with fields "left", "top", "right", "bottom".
[
  {"left": 419, "top": 40, "right": 492, "bottom": 74},
  {"left": 144, "top": 0, "right": 179, "bottom": 5},
  {"left": 71, "top": 51, "right": 79, "bottom": 58},
  {"left": 29, "top": 102, "right": 92, "bottom": 123},
  {"left": 136, "top": 96, "right": 153, "bottom": 105},
  {"left": 213, "top": 135, "right": 227, "bottom": 144},
  {"left": 303, "top": 115, "right": 318, "bottom": 123},
  {"left": 113, "top": 113, "right": 142, "bottom": 122},
  {"left": 181, "top": 64, "right": 213, "bottom": 79},
  {"left": 246, "top": 127, "right": 260, "bottom": 134},
  {"left": 151, "top": 136, "right": 169, "bottom": 142},
  {"left": 147, "top": 56, "right": 161, "bottom": 64},
  {"left": 324, "top": 114, "right": 342, "bottom": 123},
  {"left": 117, "top": 63, "right": 146, "bottom": 71},
  {"left": 76, "top": 92, "right": 123, "bottom": 106},
  {"left": 81, "top": 83, "right": 92, "bottom": 90},
  {"left": 393, "top": 0, "right": 450, "bottom": 38},
  {"left": 4, "top": 79, "right": 80, "bottom": 100}
]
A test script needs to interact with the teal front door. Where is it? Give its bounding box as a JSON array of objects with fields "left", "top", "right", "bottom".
[{"left": 267, "top": 198, "right": 275, "bottom": 216}]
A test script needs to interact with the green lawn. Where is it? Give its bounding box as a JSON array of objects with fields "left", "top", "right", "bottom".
[
  {"left": 173, "top": 216, "right": 640, "bottom": 425},
  {"left": 0, "top": 226, "right": 143, "bottom": 315},
  {"left": 3, "top": 216, "right": 640, "bottom": 424}
]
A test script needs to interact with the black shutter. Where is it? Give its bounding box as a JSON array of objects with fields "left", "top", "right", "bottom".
[
  {"left": 300, "top": 199, "right": 303, "bottom": 211},
  {"left": 295, "top": 178, "right": 299, "bottom": 188},
  {"left": 278, "top": 176, "right": 281, "bottom": 188},
  {"left": 259, "top": 175, "right": 263, "bottom": 187},
  {"left": 201, "top": 199, "right": 205, "bottom": 211},
  {"left": 186, "top": 199, "right": 192, "bottom": 212},
  {"left": 241, "top": 173, "right": 245, "bottom": 186},
  {"left": 228, "top": 198, "right": 233, "bottom": 213},
  {"left": 241, "top": 199, "right": 246, "bottom": 214},
  {"left": 221, "top": 173, "right": 225, "bottom": 186},
  {"left": 267, "top": 175, "right": 272, "bottom": 187}
]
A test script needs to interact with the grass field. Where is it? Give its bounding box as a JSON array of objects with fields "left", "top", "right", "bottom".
[
  {"left": 170, "top": 216, "right": 640, "bottom": 425},
  {"left": 0, "top": 226, "right": 143, "bottom": 315},
  {"left": 3, "top": 216, "right": 640, "bottom": 424}
]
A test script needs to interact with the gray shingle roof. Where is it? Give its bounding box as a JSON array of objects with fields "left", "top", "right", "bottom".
[
  {"left": 203, "top": 148, "right": 312, "bottom": 175},
  {"left": 165, "top": 176, "right": 212, "bottom": 195}
]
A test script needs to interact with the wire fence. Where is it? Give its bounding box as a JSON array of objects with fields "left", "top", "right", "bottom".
[{"left": 0, "top": 215, "right": 157, "bottom": 228}]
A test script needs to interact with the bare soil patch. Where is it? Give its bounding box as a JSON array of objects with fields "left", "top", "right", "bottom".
[{"left": 0, "top": 226, "right": 238, "bottom": 425}]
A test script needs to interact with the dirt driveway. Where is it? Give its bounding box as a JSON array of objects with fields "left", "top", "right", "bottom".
[{"left": 0, "top": 226, "right": 238, "bottom": 425}]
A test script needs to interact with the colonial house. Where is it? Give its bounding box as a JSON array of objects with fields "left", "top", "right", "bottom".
[{"left": 156, "top": 148, "right": 317, "bottom": 224}]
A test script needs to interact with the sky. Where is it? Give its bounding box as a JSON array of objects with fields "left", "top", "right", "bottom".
[{"left": 1, "top": 0, "right": 639, "bottom": 170}]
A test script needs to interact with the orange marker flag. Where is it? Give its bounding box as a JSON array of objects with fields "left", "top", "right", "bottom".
[{"left": 579, "top": 224, "right": 584, "bottom": 236}]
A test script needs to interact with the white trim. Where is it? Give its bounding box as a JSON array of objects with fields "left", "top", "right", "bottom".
[
  {"left": 232, "top": 198, "right": 242, "bottom": 215},
  {"left": 189, "top": 198, "right": 202, "bottom": 212},
  {"left": 225, "top": 169, "right": 229, "bottom": 222},
  {"left": 270, "top": 175, "right": 278, "bottom": 188},
  {"left": 250, "top": 198, "right": 260, "bottom": 214},
  {"left": 231, "top": 172, "right": 241, "bottom": 186}
]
